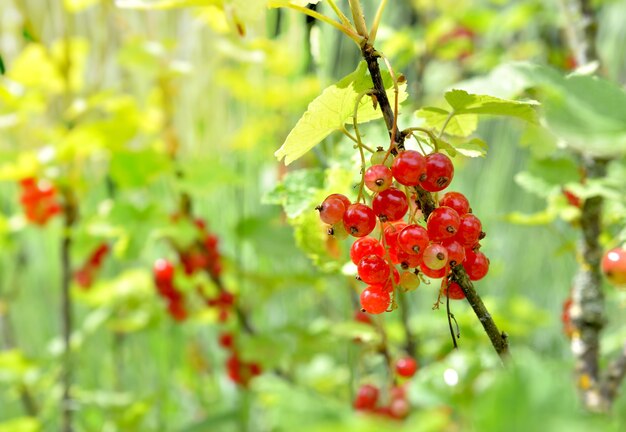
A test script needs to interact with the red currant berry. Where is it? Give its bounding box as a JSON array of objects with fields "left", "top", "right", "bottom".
[
  {"left": 455, "top": 214, "right": 483, "bottom": 246},
  {"left": 391, "top": 150, "right": 426, "bottom": 186},
  {"left": 357, "top": 255, "right": 391, "bottom": 285},
  {"left": 427, "top": 207, "right": 460, "bottom": 241},
  {"left": 442, "top": 239, "right": 466, "bottom": 266},
  {"left": 464, "top": 250, "right": 489, "bottom": 281},
  {"left": 167, "top": 300, "right": 188, "bottom": 321},
  {"left": 420, "top": 153, "right": 454, "bottom": 192},
  {"left": 398, "top": 224, "right": 429, "bottom": 255},
  {"left": 354, "top": 310, "right": 373, "bottom": 325},
  {"left": 218, "top": 332, "right": 234, "bottom": 349},
  {"left": 602, "top": 247, "right": 626, "bottom": 286},
  {"left": 399, "top": 271, "right": 420, "bottom": 291},
  {"left": 328, "top": 222, "right": 349, "bottom": 240},
  {"left": 326, "top": 193, "right": 351, "bottom": 210},
  {"left": 395, "top": 357, "right": 418, "bottom": 378},
  {"left": 365, "top": 164, "right": 393, "bottom": 192},
  {"left": 317, "top": 197, "right": 346, "bottom": 225},
  {"left": 360, "top": 285, "right": 390, "bottom": 314},
  {"left": 154, "top": 259, "right": 175, "bottom": 284},
  {"left": 354, "top": 384, "right": 379, "bottom": 410},
  {"left": 384, "top": 222, "right": 407, "bottom": 251},
  {"left": 350, "top": 237, "right": 385, "bottom": 264},
  {"left": 371, "top": 148, "right": 393, "bottom": 167},
  {"left": 393, "top": 249, "right": 423, "bottom": 268},
  {"left": 439, "top": 191, "right": 470, "bottom": 215},
  {"left": 442, "top": 280, "right": 465, "bottom": 299},
  {"left": 372, "top": 188, "right": 408, "bottom": 222},
  {"left": 389, "top": 398, "right": 410, "bottom": 419},
  {"left": 422, "top": 243, "right": 448, "bottom": 270},
  {"left": 343, "top": 204, "right": 377, "bottom": 237},
  {"left": 419, "top": 263, "right": 449, "bottom": 279}
]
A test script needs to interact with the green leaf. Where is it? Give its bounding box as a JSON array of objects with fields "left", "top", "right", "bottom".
[
  {"left": 275, "top": 61, "right": 408, "bottom": 165},
  {"left": 263, "top": 169, "right": 324, "bottom": 218},
  {"left": 416, "top": 107, "right": 477, "bottom": 137},
  {"left": 512, "top": 63, "right": 626, "bottom": 157},
  {"left": 110, "top": 149, "right": 172, "bottom": 188},
  {"left": 0, "top": 350, "right": 36, "bottom": 383},
  {"left": 454, "top": 137, "right": 488, "bottom": 158},
  {"left": 444, "top": 89, "right": 538, "bottom": 123},
  {"left": 115, "top": 0, "right": 222, "bottom": 9}
]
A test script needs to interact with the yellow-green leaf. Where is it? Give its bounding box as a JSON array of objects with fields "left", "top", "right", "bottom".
[{"left": 275, "top": 61, "right": 408, "bottom": 165}]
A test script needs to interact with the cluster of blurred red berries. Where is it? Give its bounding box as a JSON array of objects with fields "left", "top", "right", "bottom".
[
  {"left": 74, "top": 244, "right": 110, "bottom": 289},
  {"left": 218, "top": 331, "right": 262, "bottom": 387},
  {"left": 19, "top": 177, "right": 62, "bottom": 225}
]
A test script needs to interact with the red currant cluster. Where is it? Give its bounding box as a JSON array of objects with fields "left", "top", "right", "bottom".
[
  {"left": 172, "top": 216, "right": 222, "bottom": 279},
  {"left": 153, "top": 258, "right": 188, "bottom": 321},
  {"left": 317, "top": 150, "right": 489, "bottom": 314},
  {"left": 353, "top": 357, "right": 417, "bottom": 420},
  {"left": 74, "top": 243, "right": 110, "bottom": 289},
  {"left": 218, "top": 332, "right": 262, "bottom": 387},
  {"left": 18, "top": 177, "right": 62, "bottom": 225}
]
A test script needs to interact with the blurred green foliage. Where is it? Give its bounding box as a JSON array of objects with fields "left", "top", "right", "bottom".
[{"left": 0, "top": 0, "right": 626, "bottom": 431}]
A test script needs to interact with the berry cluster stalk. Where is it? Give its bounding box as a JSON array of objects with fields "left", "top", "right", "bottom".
[{"left": 359, "top": 39, "right": 509, "bottom": 361}]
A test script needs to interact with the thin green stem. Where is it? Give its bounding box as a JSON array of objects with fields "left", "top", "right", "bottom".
[
  {"left": 269, "top": 1, "right": 363, "bottom": 45},
  {"left": 348, "top": 0, "right": 369, "bottom": 38},
  {"left": 326, "top": 0, "right": 353, "bottom": 27},
  {"left": 369, "top": 0, "right": 389, "bottom": 44},
  {"left": 405, "top": 127, "right": 439, "bottom": 150},
  {"left": 438, "top": 112, "right": 455, "bottom": 138}
]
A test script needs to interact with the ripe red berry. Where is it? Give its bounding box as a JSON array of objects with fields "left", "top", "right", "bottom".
[
  {"left": 326, "top": 193, "right": 351, "bottom": 210},
  {"left": 167, "top": 300, "right": 188, "bottom": 321},
  {"left": 419, "top": 263, "right": 449, "bottom": 279},
  {"left": 354, "top": 310, "right": 373, "bottom": 325},
  {"left": 357, "top": 255, "right": 391, "bottom": 285},
  {"left": 395, "top": 357, "right": 418, "bottom": 378},
  {"left": 392, "top": 249, "right": 423, "bottom": 268},
  {"left": 442, "top": 280, "right": 465, "bottom": 299},
  {"left": 422, "top": 243, "right": 448, "bottom": 270},
  {"left": 398, "top": 224, "right": 429, "bottom": 255},
  {"left": 420, "top": 153, "right": 454, "bottom": 192},
  {"left": 154, "top": 259, "right": 175, "bottom": 284},
  {"left": 372, "top": 188, "right": 408, "bottom": 222},
  {"left": 218, "top": 332, "right": 234, "bottom": 349},
  {"left": 456, "top": 214, "right": 483, "bottom": 246},
  {"left": 391, "top": 150, "right": 426, "bottom": 186},
  {"left": 384, "top": 222, "right": 407, "bottom": 251},
  {"left": 439, "top": 192, "right": 470, "bottom": 215},
  {"left": 365, "top": 164, "right": 393, "bottom": 192},
  {"left": 442, "top": 239, "right": 466, "bottom": 266},
  {"left": 464, "top": 250, "right": 489, "bottom": 281},
  {"left": 350, "top": 237, "right": 385, "bottom": 264},
  {"left": 354, "top": 384, "right": 379, "bottom": 410},
  {"left": 427, "top": 207, "right": 460, "bottom": 241},
  {"left": 317, "top": 197, "right": 346, "bottom": 225},
  {"left": 343, "top": 203, "right": 377, "bottom": 237},
  {"left": 360, "top": 285, "right": 390, "bottom": 314},
  {"left": 389, "top": 397, "right": 411, "bottom": 419},
  {"left": 602, "top": 247, "right": 626, "bottom": 286}
]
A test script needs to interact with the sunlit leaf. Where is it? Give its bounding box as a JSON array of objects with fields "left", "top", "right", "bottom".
[
  {"left": 417, "top": 107, "right": 477, "bottom": 137},
  {"left": 275, "top": 61, "right": 408, "bottom": 165}
]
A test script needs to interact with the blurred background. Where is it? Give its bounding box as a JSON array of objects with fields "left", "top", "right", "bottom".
[{"left": 1, "top": 0, "right": 626, "bottom": 431}]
